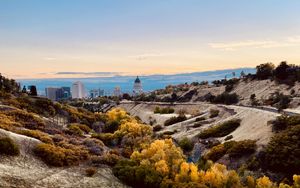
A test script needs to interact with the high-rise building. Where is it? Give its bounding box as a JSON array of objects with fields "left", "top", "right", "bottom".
[
  {"left": 61, "top": 87, "right": 71, "bottom": 99},
  {"left": 45, "top": 87, "right": 60, "bottom": 101},
  {"left": 90, "top": 89, "right": 104, "bottom": 99},
  {"left": 72, "top": 81, "right": 85, "bottom": 99},
  {"left": 45, "top": 87, "right": 71, "bottom": 101},
  {"left": 133, "top": 76, "right": 143, "bottom": 95}
]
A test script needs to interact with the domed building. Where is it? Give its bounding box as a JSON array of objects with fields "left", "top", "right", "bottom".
[{"left": 133, "top": 76, "right": 143, "bottom": 95}]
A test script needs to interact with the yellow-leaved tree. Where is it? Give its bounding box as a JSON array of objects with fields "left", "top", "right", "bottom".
[
  {"left": 131, "top": 139, "right": 185, "bottom": 178},
  {"left": 106, "top": 108, "right": 129, "bottom": 122}
]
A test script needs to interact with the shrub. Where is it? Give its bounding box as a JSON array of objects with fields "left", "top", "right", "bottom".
[
  {"left": 209, "top": 109, "right": 220, "bottom": 118},
  {"left": 162, "top": 107, "right": 175, "bottom": 114},
  {"left": 52, "top": 134, "right": 65, "bottom": 143},
  {"left": 204, "top": 144, "right": 226, "bottom": 162},
  {"left": 291, "top": 89, "right": 296, "bottom": 95},
  {"left": 265, "top": 92, "right": 291, "bottom": 110},
  {"left": 83, "top": 138, "right": 104, "bottom": 155},
  {"left": 198, "top": 119, "right": 241, "bottom": 139},
  {"left": 18, "top": 129, "right": 53, "bottom": 144},
  {"left": 262, "top": 124, "right": 300, "bottom": 176},
  {"left": 277, "top": 95, "right": 291, "bottom": 110},
  {"left": 195, "top": 117, "right": 205, "bottom": 122},
  {"left": 34, "top": 143, "right": 88, "bottom": 166},
  {"left": 69, "top": 123, "right": 91, "bottom": 133},
  {"left": 270, "top": 115, "right": 300, "bottom": 132},
  {"left": 91, "top": 152, "right": 120, "bottom": 166},
  {"left": 86, "top": 167, "right": 97, "bottom": 177},
  {"left": 192, "top": 122, "right": 202, "bottom": 128},
  {"left": 0, "top": 137, "right": 20, "bottom": 156},
  {"left": 225, "top": 84, "right": 234, "bottom": 92},
  {"left": 153, "top": 125, "right": 163, "bottom": 132},
  {"left": 178, "top": 137, "right": 194, "bottom": 152},
  {"left": 163, "top": 130, "right": 177, "bottom": 135},
  {"left": 154, "top": 106, "right": 161, "bottom": 114},
  {"left": 113, "top": 159, "right": 157, "bottom": 188},
  {"left": 103, "top": 120, "right": 120, "bottom": 133},
  {"left": 204, "top": 140, "right": 256, "bottom": 161},
  {"left": 92, "top": 133, "right": 115, "bottom": 146},
  {"left": 226, "top": 140, "right": 256, "bottom": 158},
  {"left": 212, "top": 92, "right": 239, "bottom": 105},
  {"left": 154, "top": 107, "right": 175, "bottom": 114},
  {"left": 62, "top": 105, "right": 101, "bottom": 126},
  {"left": 3, "top": 110, "right": 45, "bottom": 130},
  {"left": 224, "top": 135, "right": 233, "bottom": 141},
  {"left": 164, "top": 115, "right": 187, "bottom": 126},
  {"left": 148, "top": 116, "right": 157, "bottom": 126},
  {"left": 66, "top": 124, "right": 83, "bottom": 136},
  {"left": 250, "top": 94, "right": 259, "bottom": 106},
  {"left": 0, "top": 113, "right": 20, "bottom": 131}
]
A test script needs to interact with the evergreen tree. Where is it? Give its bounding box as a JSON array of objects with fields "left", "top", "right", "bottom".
[
  {"left": 22, "top": 86, "right": 27, "bottom": 93},
  {"left": 29, "top": 85, "right": 37, "bottom": 96}
]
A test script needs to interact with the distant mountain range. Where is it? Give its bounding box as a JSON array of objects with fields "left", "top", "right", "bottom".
[{"left": 19, "top": 68, "right": 256, "bottom": 95}]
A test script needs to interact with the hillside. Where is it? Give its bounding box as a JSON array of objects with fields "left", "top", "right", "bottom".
[
  {"left": 0, "top": 128, "right": 125, "bottom": 188},
  {"left": 119, "top": 102, "right": 278, "bottom": 146},
  {"left": 1, "top": 72, "right": 300, "bottom": 188}
]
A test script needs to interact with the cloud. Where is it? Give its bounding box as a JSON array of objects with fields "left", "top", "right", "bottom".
[
  {"left": 209, "top": 36, "right": 300, "bottom": 51},
  {"left": 55, "top": 72, "right": 120, "bottom": 76}
]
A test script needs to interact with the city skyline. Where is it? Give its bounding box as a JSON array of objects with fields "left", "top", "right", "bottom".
[{"left": 1, "top": 0, "right": 300, "bottom": 79}]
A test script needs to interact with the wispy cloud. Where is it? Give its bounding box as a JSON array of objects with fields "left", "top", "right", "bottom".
[
  {"left": 209, "top": 36, "right": 300, "bottom": 51},
  {"left": 55, "top": 72, "right": 120, "bottom": 77}
]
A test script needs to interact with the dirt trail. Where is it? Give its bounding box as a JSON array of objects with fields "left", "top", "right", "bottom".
[{"left": 119, "top": 101, "right": 283, "bottom": 146}]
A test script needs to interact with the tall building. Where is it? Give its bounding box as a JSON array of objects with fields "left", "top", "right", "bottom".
[
  {"left": 45, "top": 87, "right": 60, "bottom": 101},
  {"left": 133, "top": 76, "right": 143, "bottom": 95},
  {"left": 72, "top": 81, "right": 85, "bottom": 99},
  {"left": 90, "top": 89, "right": 104, "bottom": 99},
  {"left": 61, "top": 87, "right": 71, "bottom": 99},
  {"left": 113, "top": 86, "right": 121, "bottom": 97},
  {"left": 45, "top": 87, "right": 71, "bottom": 101}
]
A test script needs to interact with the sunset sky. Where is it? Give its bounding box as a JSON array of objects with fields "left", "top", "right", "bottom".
[{"left": 1, "top": 0, "right": 300, "bottom": 79}]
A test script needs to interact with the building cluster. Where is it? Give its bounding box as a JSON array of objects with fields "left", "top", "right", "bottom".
[
  {"left": 45, "top": 87, "right": 71, "bottom": 101},
  {"left": 42, "top": 76, "right": 144, "bottom": 101}
]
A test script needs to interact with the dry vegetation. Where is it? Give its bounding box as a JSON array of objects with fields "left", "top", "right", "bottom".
[{"left": 0, "top": 73, "right": 300, "bottom": 187}]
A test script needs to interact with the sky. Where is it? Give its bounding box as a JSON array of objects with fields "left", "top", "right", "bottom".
[{"left": 1, "top": 0, "right": 300, "bottom": 79}]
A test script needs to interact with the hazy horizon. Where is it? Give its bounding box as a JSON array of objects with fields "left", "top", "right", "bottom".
[
  {"left": 1, "top": 0, "right": 300, "bottom": 79},
  {"left": 19, "top": 67, "right": 255, "bottom": 95}
]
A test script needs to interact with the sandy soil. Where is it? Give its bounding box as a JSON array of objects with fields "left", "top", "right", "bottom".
[
  {"left": 173, "top": 80, "right": 300, "bottom": 107},
  {"left": 217, "top": 105, "right": 279, "bottom": 145},
  {"left": 119, "top": 102, "right": 280, "bottom": 146},
  {"left": 119, "top": 102, "right": 216, "bottom": 125}
]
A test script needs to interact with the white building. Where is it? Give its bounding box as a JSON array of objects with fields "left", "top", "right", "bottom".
[
  {"left": 133, "top": 76, "right": 143, "bottom": 95},
  {"left": 72, "top": 81, "right": 85, "bottom": 99}
]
